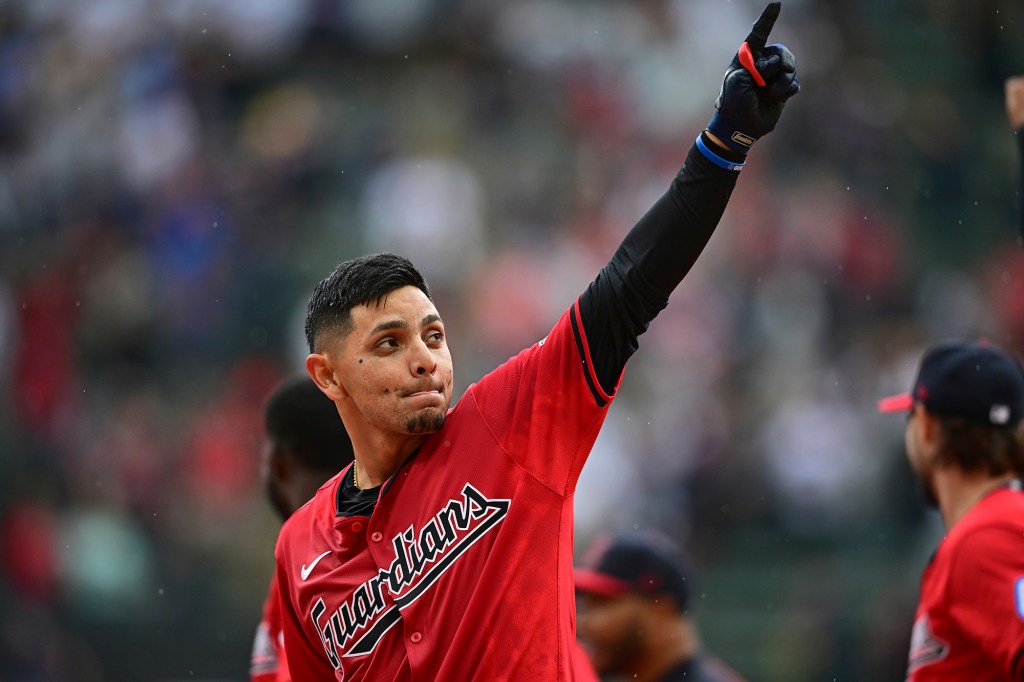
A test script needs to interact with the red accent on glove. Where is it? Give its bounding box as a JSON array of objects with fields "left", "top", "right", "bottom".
[{"left": 738, "top": 42, "right": 766, "bottom": 87}]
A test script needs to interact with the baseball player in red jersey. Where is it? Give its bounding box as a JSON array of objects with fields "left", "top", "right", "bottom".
[
  {"left": 275, "top": 4, "right": 799, "bottom": 679},
  {"left": 250, "top": 376, "right": 355, "bottom": 682},
  {"left": 878, "top": 340, "right": 1024, "bottom": 681}
]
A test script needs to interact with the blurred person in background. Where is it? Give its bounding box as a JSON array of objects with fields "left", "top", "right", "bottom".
[
  {"left": 1007, "top": 75, "right": 1024, "bottom": 241},
  {"left": 276, "top": 4, "right": 798, "bottom": 679},
  {"left": 878, "top": 340, "right": 1024, "bottom": 680},
  {"left": 980, "top": 76, "right": 1024, "bottom": 365},
  {"left": 575, "top": 529, "right": 745, "bottom": 682},
  {"left": 250, "top": 375, "right": 355, "bottom": 682}
]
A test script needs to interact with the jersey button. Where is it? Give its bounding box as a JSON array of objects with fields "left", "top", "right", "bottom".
[
  {"left": 410, "top": 632, "right": 422, "bottom": 643},
  {"left": 351, "top": 521, "right": 364, "bottom": 532},
  {"left": 371, "top": 531, "right": 383, "bottom": 542}
]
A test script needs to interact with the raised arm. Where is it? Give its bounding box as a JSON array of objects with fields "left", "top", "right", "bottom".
[{"left": 578, "top": 2, "right": 800, "bottom": 399}]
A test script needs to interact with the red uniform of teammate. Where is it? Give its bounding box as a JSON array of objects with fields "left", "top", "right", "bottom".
[
  {"left": 907, "top": 483, "right": 1024, "bottom": 680},
  {"left": 251, "top": 574, "right": 289, "bottom": 682},
  {"left": 276, "top": 4, "right": 799, "bottom": 680},
  {"left": 879, "top": 340, "right": 1024, "bottom": 681}
]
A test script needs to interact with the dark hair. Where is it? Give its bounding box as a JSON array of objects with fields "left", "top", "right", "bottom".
[
  {"left": 264, "top": 375, "right": 354, "bottom": 473},
  {"left": 936, "top": 417, "right": 1024, "bottom": 477},
  {"left": 304, "top": 252, "right": 431, "bottom": 353}
]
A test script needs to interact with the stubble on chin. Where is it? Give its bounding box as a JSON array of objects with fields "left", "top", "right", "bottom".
[{"left": 405, "top": 410, "right": 446, "bottom": 434}]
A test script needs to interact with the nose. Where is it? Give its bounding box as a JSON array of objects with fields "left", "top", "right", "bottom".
[{"left": 411, "top": 339, "right": 437, "bottom": 377}]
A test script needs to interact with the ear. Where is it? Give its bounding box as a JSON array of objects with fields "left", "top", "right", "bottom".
[{"left": 306, "top": 353, "right": 348, "bottom": 401}]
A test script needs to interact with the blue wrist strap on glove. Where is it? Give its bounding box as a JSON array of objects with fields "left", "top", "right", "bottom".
[{"left": 696, "top": 134, "right": 745, "bottom": 172}]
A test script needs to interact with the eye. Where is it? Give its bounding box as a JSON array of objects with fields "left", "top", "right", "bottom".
[
  {"left": 426, "top": 330, "right": 444, "bottom": 345},
  {"left": 375, "top": 337, "right": 399, "bottom": 350}
]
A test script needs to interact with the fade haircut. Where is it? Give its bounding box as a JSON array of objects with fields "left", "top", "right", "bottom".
[
  {"left": 264, "top": 375, "right": 354, "bottom": 473},
  {"left": 304, "top": 252, "right": 431, "bottom": 353}
]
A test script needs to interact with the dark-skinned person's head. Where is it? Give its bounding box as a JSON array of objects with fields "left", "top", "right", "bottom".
[{"left": 261, "top": 375, "right": 354, "bottom": 520}]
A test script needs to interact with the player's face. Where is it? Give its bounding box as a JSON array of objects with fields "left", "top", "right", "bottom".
[
  {"left": 576, "top": 592, "right": 646, "bottom": 675},
  {"left": 261, "top": 440, "right": 292, "bottom": 521},
  {"left": 333, "top": 285, "right": 454, "bottom": 436}
]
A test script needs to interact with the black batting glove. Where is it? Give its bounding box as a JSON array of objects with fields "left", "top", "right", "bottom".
[{"left": 706, "top": 2, "right": 800, "bottom": 155}]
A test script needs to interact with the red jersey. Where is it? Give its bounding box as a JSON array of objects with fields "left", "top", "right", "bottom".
[
  {"left": 275, "top": 302, "right": 618, "bottom": 680},
  {"left": 907, "top": 483, "right": 1024, "bottom": 681},
  {"left": 250, "top": 573, "right": 291, "bottom": 682}
]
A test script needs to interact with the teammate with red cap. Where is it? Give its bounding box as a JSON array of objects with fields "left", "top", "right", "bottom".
[
  {"left": 274, "top": 4, "right": 799, "bottom": 679},
  {"left": 878, "top": 340, "right": 1024, "bottom": 680}
]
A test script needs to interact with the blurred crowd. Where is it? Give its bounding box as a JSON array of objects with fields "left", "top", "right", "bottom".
[{"left": 1, "top": 0, "right": 1022, "bottom": 680}]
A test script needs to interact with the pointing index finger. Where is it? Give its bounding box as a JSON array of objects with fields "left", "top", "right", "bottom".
[{"left": 744, "top": 2, "right": 781, "bottom": 52}]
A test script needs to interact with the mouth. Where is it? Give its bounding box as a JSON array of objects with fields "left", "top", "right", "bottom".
[
  {"left": 401, "top": 386, "right": 445, "bottom": 400},
  {"left": 401, "top": 389, "right": 447, "bottom": 414}
]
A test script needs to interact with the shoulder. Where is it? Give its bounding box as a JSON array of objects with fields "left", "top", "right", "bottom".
[
  {"left": 944, "top": 488, "right": 1024, "bottom": 575},
  {"left": 952, "top": 486, "right": 1024, "bottom": 542}
]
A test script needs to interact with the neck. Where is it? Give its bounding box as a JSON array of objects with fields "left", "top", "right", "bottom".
[
  {"left": 629, "top": 617, "right": 699, "bottom": 682},
  {"left": 934, "top": 469, "right": 1015, "bottom": 530},
  {"left": 338, "top": 401, "right": 431, "bottom": 490},
  {"left": 349, "top": 430, "right": 427, "bottom": 489}
]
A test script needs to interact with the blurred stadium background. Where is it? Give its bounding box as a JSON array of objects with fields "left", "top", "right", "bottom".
[{"left": 1, "top": 0, "right": 1022, "bottom": 679}]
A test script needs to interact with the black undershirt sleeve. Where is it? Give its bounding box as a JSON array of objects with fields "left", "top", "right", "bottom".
[{"left": 577, "top": 134, "right": 743, "bottom": 396}]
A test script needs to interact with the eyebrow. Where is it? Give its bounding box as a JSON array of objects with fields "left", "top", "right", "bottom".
[
  {"left": 368, "top": 314, "right": 443, "bottom": 337},
  {"left": 368, "top": 319, "right": 407, "bottom": 337}
]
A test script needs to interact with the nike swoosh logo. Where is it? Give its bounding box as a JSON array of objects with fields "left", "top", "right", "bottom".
[{"left": 301, "top": 550, "right": 331, "bottom": 581}]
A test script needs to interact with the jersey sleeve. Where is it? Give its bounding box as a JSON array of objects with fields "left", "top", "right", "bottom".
[
  {"left": 946, "top": 525, "right": 1024, "bottom": 678},
  {"left": 470, "top": 141, "right": 740, "bottom": 494},
  {"left": 469, "top": 299, "right": 613, "bottom": 495}
]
